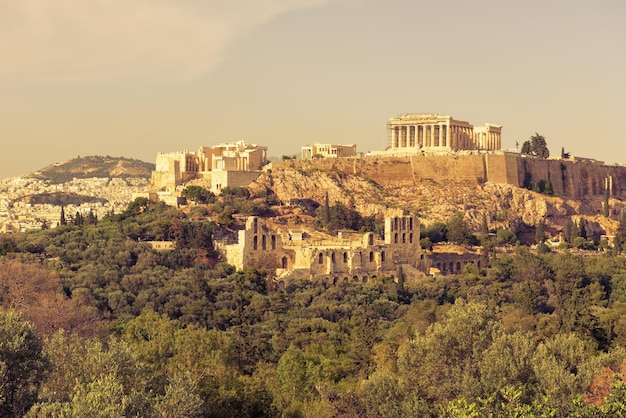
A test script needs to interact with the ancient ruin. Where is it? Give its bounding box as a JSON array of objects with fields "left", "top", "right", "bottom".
[
  {"left": 385, "top": 114, "right": 501, "bottom": 153},
  {"left": 215, "top": 215, "right": 431, "bottom": 287},
  {"left": 149, "top": 141, "right": 267, "bottom": 204},
  {"left": 301, "top": 143, "right": 357, "bottom": 159}
]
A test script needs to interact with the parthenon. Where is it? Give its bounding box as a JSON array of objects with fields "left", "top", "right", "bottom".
[{"left": 387, "top": 114, "right": 501, "bottom": 152}]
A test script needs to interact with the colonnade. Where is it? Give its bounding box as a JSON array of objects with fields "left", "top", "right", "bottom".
[{"left": 390, "top": 123, "right": 474, "bottom": 150}]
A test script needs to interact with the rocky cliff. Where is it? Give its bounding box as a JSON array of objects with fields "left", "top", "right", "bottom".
[{"left": 249, "top": 156, "right": 626, "bottom": 242}]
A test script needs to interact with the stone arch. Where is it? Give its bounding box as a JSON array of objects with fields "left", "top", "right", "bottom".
[
  {"left": 344, "top": 277, "right": 349, "bottom": 282},
  {"left": 394, "top": 233, "right": 398, "bottom": 244},
  {"left": 456, "top": 262, "right": 461, "bottom": 271},
  {"left": 353, "top": 275, "right": 359, "bottom": 281},
  {"left": 362, "top": 276, "right": 368, "bottom": 283},
  {"left": 277, "top": 280, "right": 285, "bottom": 290},
  {"left": 282, "top": 256, "right": 288, "bottom": 269},
  {"left": 318, "top": 253, "right": 324, "bottom": 264},
  {"left": 368, "top": 233, "right": 374, "bottom": 246},
  {"left": 409, "top": 233, "right": 413, "bottom": 244},
  {"left": 436, "top": 262, "right": 441, "bottom": 270},
  {"left": 343, "top": 252, "right": 348, "bottom": 263},
  {"left": 369, "top": 251, "right": 374, "bottom": 262},
  {"left": 253, "top": 235, "right": 258, "bottom": 250},
  {"left": 262, "top": 235, "right": 267, "bottom": 250},
  {"left": 449, "top": 262, "right": 453, "bottom": 273},
  {"left": 331, "top": 252, "right": 336, "bottom": 263},
  {"left": 333, "top": 277, "right": 338, "bottom": 284},
  {"left": 381, "top": 251, "right": 385, "bottom": 262},
  {"left": 402, "top": 233, "right": 406, "bottom": 243},
  {"left": 271, "top": 235, "right": 276, "bottom": 250},
  {"left": 371, "top": 275, "right": 377, "bottom": 280}
]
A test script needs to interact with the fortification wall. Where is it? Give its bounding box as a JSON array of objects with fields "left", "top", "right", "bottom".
[{"left": 275, "top": 154, "right": 626, "bottom": 200}]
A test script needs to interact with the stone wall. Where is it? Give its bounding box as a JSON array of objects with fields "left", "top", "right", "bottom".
[{"left": 275, "top": 153, "right": 626, "bottom": 200}]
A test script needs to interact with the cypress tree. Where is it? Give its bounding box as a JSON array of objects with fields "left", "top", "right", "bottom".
[
  {"left": 535, "top": 220, "right": 546, "bottom": 244},
  {"left": 323, "top": 192, "right": 331, "bottom": 232},
  {"left": 579, "top": 218, "right": 587, "bottom": 239}
]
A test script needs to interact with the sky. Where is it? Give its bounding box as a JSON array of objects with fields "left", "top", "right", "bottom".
[{"left": 1, "top": 0, "right": 625, "bottom": 179}]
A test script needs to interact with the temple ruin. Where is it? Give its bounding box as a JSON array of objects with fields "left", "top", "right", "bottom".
[{"left": 386, "top": 114, "right": 501, "bottom": 153}]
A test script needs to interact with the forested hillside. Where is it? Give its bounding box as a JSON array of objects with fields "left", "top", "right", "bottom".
[{"left": 3, "top": 190, "right": 626, "bottom": 417}]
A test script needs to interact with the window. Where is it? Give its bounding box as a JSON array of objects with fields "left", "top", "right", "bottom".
[{"left": 318, "top": 253, "right": 323, "bottom": 264}]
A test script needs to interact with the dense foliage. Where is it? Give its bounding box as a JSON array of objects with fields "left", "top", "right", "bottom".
[{"left": 3, "top": 196, "right": 626, "bottom": 416}]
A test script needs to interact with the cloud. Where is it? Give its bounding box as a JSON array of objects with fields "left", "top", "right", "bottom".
[{"left": 0, "top": 0, "right": 332, "bottom": 85}]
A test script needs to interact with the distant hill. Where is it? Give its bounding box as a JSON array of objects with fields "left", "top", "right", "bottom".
[{"left": 27, "top": 156, "right": 155, "bottom": 184}]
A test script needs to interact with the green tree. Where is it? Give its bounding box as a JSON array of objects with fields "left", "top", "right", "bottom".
[
  {"left": 182, "top": 186, "right": 215, "bottom": 204},
  {"left": 535, "top": 219, "right": 546, "bottom": 244},
  {"left": 615, "top": 210, "right": 626, "bottom": 253},
  {"left": 422, "top": 222, "right": 447, "bottom": 243},
  {"left": 529, "top": 133, "right": 550, "bottom": 158},
  {"left": 579, "top": 218, "right": 587, "bottom": 240},
  {"left": 446, "top": 213, "right": 473, "bottom": 245},
  {"left": 0, "top": 311, "right": 49, "bottom": 418}
]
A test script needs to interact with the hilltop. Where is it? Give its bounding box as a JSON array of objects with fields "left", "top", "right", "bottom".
[{"left": 26, "top": 155, "right": 154, "bottom": 184}]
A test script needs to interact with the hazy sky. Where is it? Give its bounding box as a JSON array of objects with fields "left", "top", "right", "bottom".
[{"left": 1, "top": 0, "right": 625, "bottom": 179}]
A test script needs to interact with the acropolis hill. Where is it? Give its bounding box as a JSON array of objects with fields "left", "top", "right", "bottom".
[
  {"left": 276, "top": 152, "right": 624, "bottom": 201},
  {"left": 148, "top": 113, "right": 626, "bottom": 245}
]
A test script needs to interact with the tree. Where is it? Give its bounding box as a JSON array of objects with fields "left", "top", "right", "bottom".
[
  {"left": 60, "top": 206, "right": 67, "bottom": 226},
  {"left": 182, "top": 186, "right": 215, "bottom": 204},
  {"left": 615, "top": 210, "right": 626, "bottom": 253},
  {"left": 529, "top": 133, "right": 549, "bottom": 158},
  {"left": 521, "top": 141, "right": 531, "bottom": 155},
  {"left": 579, "top": 219, "right": 587, "bottom": 240},
  {"left": 535, "top": 220, "right": 546, "bottom": 244},
  {"left": 322, "top": 192, "right": 330, "bottom": 232},
  {"left": 445, "top": 213, "right": 473, "bottom": 245},
  {"left": 0, "top": 311, "right": 48, "bottom": 418}
]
